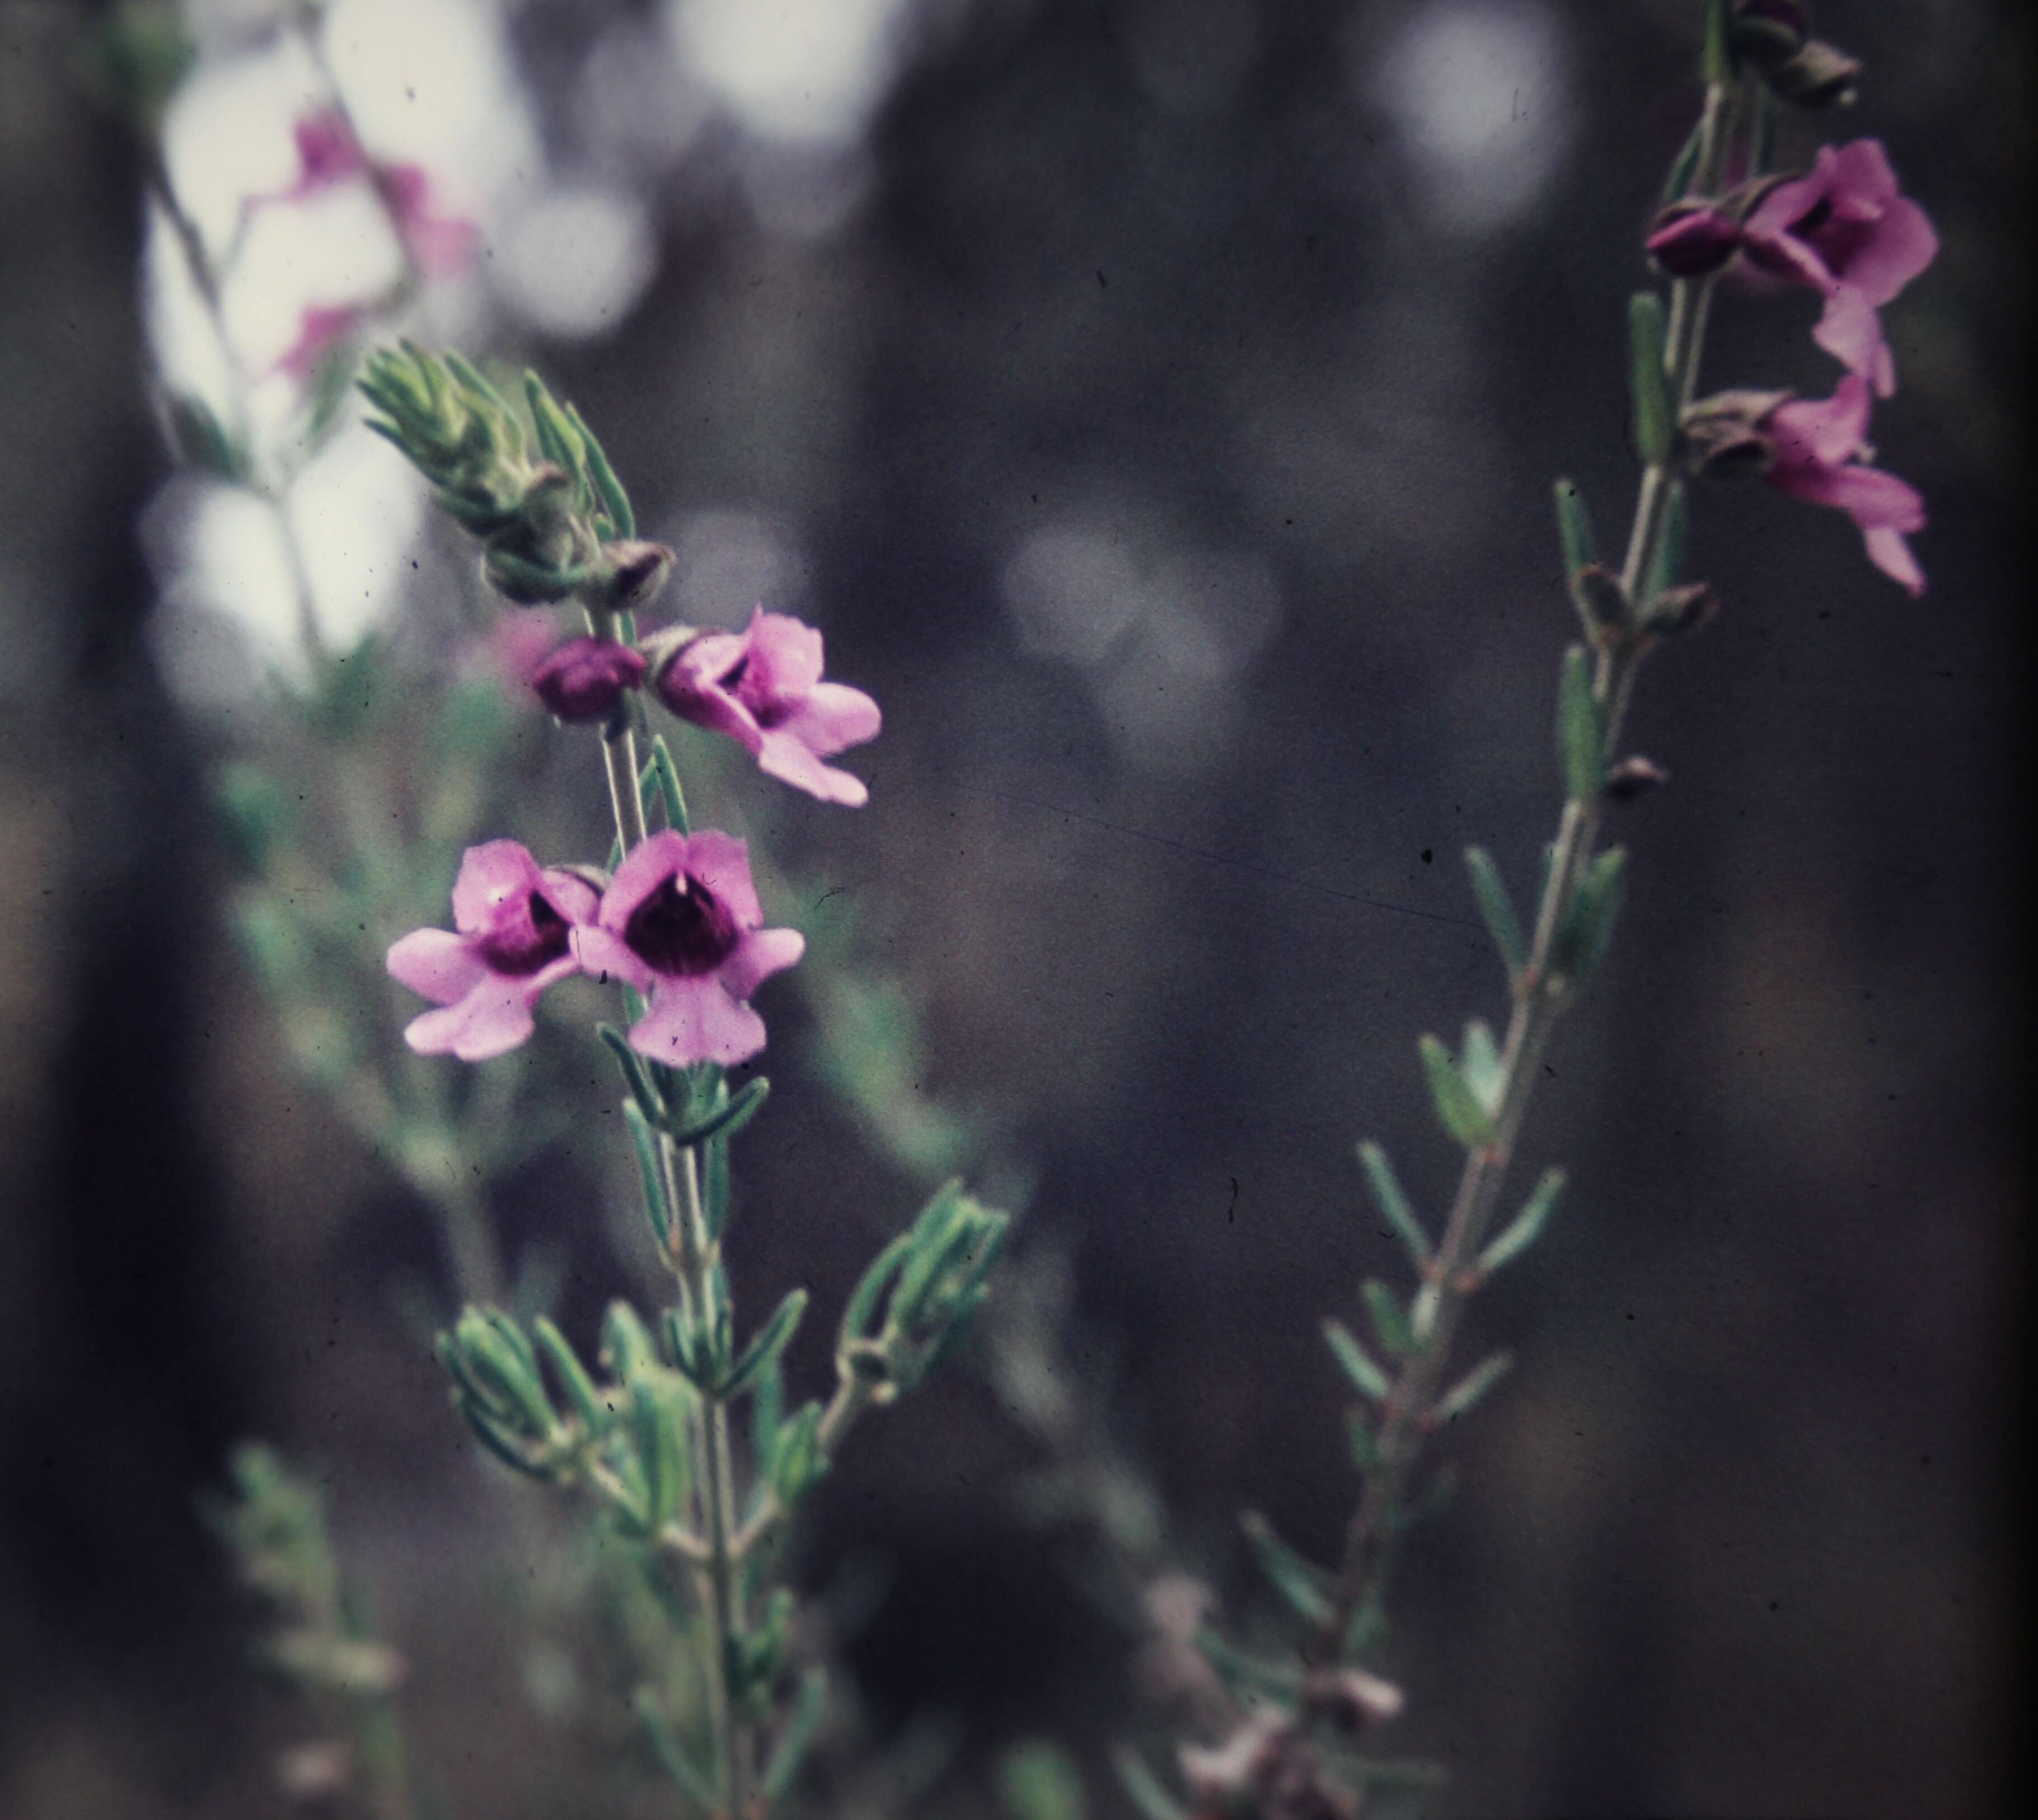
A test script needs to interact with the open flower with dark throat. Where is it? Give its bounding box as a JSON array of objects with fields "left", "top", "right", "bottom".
[
  {"left": 571, "top": 831, "right": 804, "bottom": 1067},
  {"left": 1742, "top": 139, "right": 1938, "bottom": 396},
  {"left": 387, "top": 841, "right": 598, "bottom": 1060},
  {"left": 653, "top": 607, "right": 881, "bottom": 806}
]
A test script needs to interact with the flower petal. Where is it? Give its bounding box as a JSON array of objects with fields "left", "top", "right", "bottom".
[
  {"left": 629, "top": 975, "right": 767, "bottom": 1068},
  {"left": 720, "top": 926, "right": 806, "bottom": 1001},
  {"left": 405, "top": 983, "right": 539, "bottom": 1061},
  {"left": 601, "top": 830, "right": 691, "bottom": 932},
  {"left": 744, "top": 608, "right": 826, "bottom": 698},
  {"left": 678, "top": 830, "right": 764, "bottom": 928},
  {"left": 1863, "top": 526, "right": 1926, "bottom": 597},
  {"left": 755, "top": 731, "right": 870, "bottom": 806},
  {"left": 537, "top": 867, "right": 601, "bottom": 927},
  {"left": 774, "top": 681, "right": 882, "bottom": 757},
  {"left": 387, "top": 928, "right": 488, "bottom": 1005},
  {"left": 571, "top": 925, "right": 655, "bottom": 991},
  {"left": 451, "top": 839, "right": 547, "bottom": 932},
  {"left": 1811, "top": 287, "right": 1896, "bottom": 396}
]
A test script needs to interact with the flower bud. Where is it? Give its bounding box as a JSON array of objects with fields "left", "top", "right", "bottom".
[
  {"left": 1605, "top": 755, "right": 1670, "bottom": 800},
  {"left": 1679, "top": 388, "right": 1793, "bottom": 480},
  {"left": 528, "top": 635, "right": 648, "bottom": 723},
  {"left": 601, "top": 539, "right": 678, "bottom": 611},
  {"left": 1643, "top": 581, "right": 1720, "bottom": 637},
  {"left": 1730, "top": 0, "right": 1810, "bottom": 70},
  {"left": 1568, "top": 561, "right": 1634, "bottom": 645},
  {"left": 1646, "top": 202, "right": 1743, "bottom": 277},
  {"left": 1765, "top": 39, "right": 1862, "bottom": 108}
]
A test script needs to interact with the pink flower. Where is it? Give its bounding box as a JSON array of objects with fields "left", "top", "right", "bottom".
[
  {"left": 1742, "top": 139, "right": 1938, "bottom": 396},
  {"left": 1646, "top": 203, "right": 1744, "bottom": 278},
  {"left": 285, "top": 108, "right": 369, "bottom": 194},
  {"left": 372, "top": 163, "right": 480, "bottom": 278},
  {"left": 273, "top": 302, "right": 369, "bottom": 381},
  {"left": 529, "top": 636, "right": 647, "bottom": 723},
  {"left": 654, "top": 607, "right": 881, "bottom": 806},
  {"left": 457, "top": 615, "right": 563, "bottom": 706},
  {"left": 388, "top": 841, "right": 599, "bottom": 1060},
  {"left": 1763, "top": 376, "right": 1927, "bottom": 596},
  {"left": 570, "top": 831, "right": 804, "bottom": 1067}
]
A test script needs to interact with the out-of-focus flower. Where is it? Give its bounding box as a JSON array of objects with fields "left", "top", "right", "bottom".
[
  {"left": 457, "top": 615, "right": 562, "bottom": 706},
  {"left": 652, "top": 606, "right": 880, "bottom": 806},
  {"left": 273, "top": 302, "right": 369, "bottom": 381},
  {"left": 1742, "top": 139, "right": 1938, "bottom": 396},
  {"left": 1646, "top": 201, "right": 1744, "bottom": 277},
  {"left": 1762, "top": 374, "right": 1927, "bottom": 595},
  {"left": 1179, "top": 1709, "right": 1359, "bottom": 1820},
  {"left": 257, "top": 106, "right": 480, "bottom": 279},
  {"left": 388, "top": 840, "right": 598, "bottom": 1060},
  {"left": 571, "top": 831, "right": 803, "bottom": 1067},
  {"left": 371, "top": 162, "right": 481, "bottom": 276},
  {"left": 528, "top": 635, "right": 647, "bottom": 723}
]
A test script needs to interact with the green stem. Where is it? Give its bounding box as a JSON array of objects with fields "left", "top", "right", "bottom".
[{"left": 1310, "top": 69, "right": 1745, "bottom": 1666}]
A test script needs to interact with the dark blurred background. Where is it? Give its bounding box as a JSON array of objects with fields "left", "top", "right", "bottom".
[{"left": 0, "top": 0, "right": 2025, "bottom": 1814}]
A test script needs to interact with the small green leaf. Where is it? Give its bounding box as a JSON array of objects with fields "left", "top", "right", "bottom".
[
  {"left": 1459, "top": 1018, "right": 1505, "bottom": 1116},
  {"left": 452, "top": 1392, "right": 544, "bottom": 1476},
  {"left": 1362, "top": 1278, "right": 1416, "bottom": 1360},
  {"left": 1110, "top": 1747, "right": 1189, "bottom": 1820},
  {"left": 565, "top": 401, "right": 635, "bottom": 540},
  {"left": 841, "top": 1231, "right": 915, "bottom": 1347},
  {"left": 599, "top": 1024, "right": 664, "bottom": 1122},
  {"left": 1324, "top": 1318, "right": 1392, "bottom": 1402},
  {"left": 635, "top": 1688, "right": 721, "bottom": 1807},
  {"left": 1558, "top": 644, "right": 1605, "bottom": 804},
  {"left": 724, "top": 1289, "right": 809, "bottom": 1400},
  {"left": 620, "top": 1099, "right": 672, "bottom": 1253},
  {"left": 641, "top": 735, "right": 690, "bottom": 835},
  {"left": 667, "top": 1075, "right": 769, "bottom": 1148},
  {"left": 1751, "top": 82, "right": 1779, "bottom": 177},
  {"left": 1552, "top": 478, "right": 1597, "bottom": 576},
  {"left": 532, "top": 1316, "right": 608, "bottom": 1438},
  {"left": 1647, "top": 480, "right": 1689, "bottom": 601},
  {"left": 1479, "top": 1167, "right": 1566, "bottom": 1276},
  {"left": 600, "top": 1300, "right": 659, "bottom": 1383},
  {"left": 1464, "top": 847, "right": 1526, "bottom": 982},
  {"left": 1660, "top": 117, "right": 1706, "bottom": 203},
  {"left": 770, "top": 1402, "right": 828, "bottom": 1506},
  {"left": 631, "top": 1373, "right": 687, "bottom": 1530},
  {"left": 762, "top": 1666, "right": 828, "bottom": 1799},
  {"left": 1628, "top": 292, "right": 1674, "bottom": 466},
  {"left": 1556, "top": 846, "right": 1628, "bottom": 982},
  {"left": 1347, "top": 1408, "right": 1384, "bottom": 1475},
  {"left": 1239, "top": 1511, "right": 1334, "bottom": 1625},
  {"left": 1191, "top": 1626, "right": 1304, "bottom": 1704},
  {"left": 1431, "top": 1350, "right": 1515, "bottom": 1425},
  {"left": 1418, "top": 1033, "right": 1496, "bottom": 1149},
  {"left": 1356, "top": 1140, "right": 1431, "bottom": 1270}
]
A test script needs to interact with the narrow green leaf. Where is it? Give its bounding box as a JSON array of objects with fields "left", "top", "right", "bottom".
[
  {"left": 1647, "top": 480, "right": 1689, "bottom": 601},
  {"left": 1418, "top": 1033, "right": 1496, "bottom": 1149},
  {"left": 1557, "top": 644, "right": 1605, "bottom": 804},
  {"left": 1362, "top": 1278, "right": 1416, "bottom": 1360},
  {"left": 633, "top": 1373, "right": 688, "bottom": 1530},
  {"left": 1192, "top": 1625, "right": 1304, "bottom": 1702},
  {"left": 1356, "top": 1140, "right": 1431, "bottom": 1270},
  {"left": 1559, "top": 846, "right": 1628, "bottom": 981},
  {"left": 762, "top": 1666, "right": 828, "bottom": 1799},
  {"left": 598, "top": 1024, "right": 664, "bottom": 1122},
  {"left": 1751, "top": 83, "right": 1779, "bottom": 177},
  {"left": 1239, "top": 1511, "right": 1334, "bottom": 1625},
  {"left": 1324, "top": 1318, "right": 1392, "bottom": 1402},
  {"left": 1347, "top": 1408, "right": 1384, "bottom": 1475},
  {"left": 532, "top": 1316, "right": 608, "bottom": 1437},
  {"left": 1479, "top": 1167, "right": 1566, "bottom": 1276},
  {"left": 1628, "top": 291, "right": 1674, "bottom": 466},
  {"left": 1431, "top": 1350, "right": 1515, "bottom": 1425},
  {"left": 635, "top": 1688, "right": 722, "bottom": 1807},
  {"left": 566, "top": 401, "right": 635, "bottom": 540},
  {"left": 1111, "top": 1747, "right": 1189, "bottom": 1820},
  {"left": 600, "top": 1300, "right": 659, "bottom": 1383},
  {"left": 724, "top": 1289, "right": 809, "bottom": 1400},
  {"left": 702, "top": 1129, "right": 732, "bottom": 1242},
  {"left": 1464, "top": 847, "right": 1526, "bottom": 981},
  {"left": 667, "top": 1075, "right": 769, "bottom": 1148},
  {"left": 453, "top": 1393, "right": 544, "bottom": 1476},
  {"left": 770, "top": 1401, "right": 828, "bottom": 1505},
  {"left": 1660, "top": 118, "right": 1706, "bottom": 203},
  {"left": 1552, "top": 477, "right": 1597, "bottom": 576},
  {"left": 641, "top": 735, "right": 690, "bottom": 835},
  {"left": 620, "top": 1099, "right": 672, "bottom": 1253},
  {"left": 523, "top": 372, "right": 585, "bottom": 477},
  {"left": 841, "top": 1231, "right": 915, "bottom": 1347}
]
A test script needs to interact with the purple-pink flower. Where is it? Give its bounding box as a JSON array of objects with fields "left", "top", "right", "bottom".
[
  {"left": 529, "top": 636, "right": 648, "bottom": 723},
  {"left": 388, "top": 841, "right": 598, "bottom": 1061},
  {"left": 571, "top": 831, "right": 804, "bottom": 1067},
  {"left": 1763, "top": 375, "right": 1926, "bottom": 596},
  {"left": 273, "top": 302, "right": 370, "bottom": 381},
  {"left": 654, "top": 607, "right": 881, "bottom": 806},
  {"left": 1742, "top": 139, "right": 1938, "bottom": 397}
]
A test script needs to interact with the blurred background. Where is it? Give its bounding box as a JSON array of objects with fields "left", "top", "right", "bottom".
[{"left": 0, "top": 0, "right": 2024, "bottom": 1814}]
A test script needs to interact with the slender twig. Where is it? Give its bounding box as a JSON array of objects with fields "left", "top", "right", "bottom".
[{"left": 1311, "top": 71, "right": 1746, "bottom": 1666}]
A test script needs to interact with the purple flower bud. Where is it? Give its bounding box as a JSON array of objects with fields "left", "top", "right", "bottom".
[
  {"left": 1646, "top": 203, "right": 1744, "bottom": 277},
  {"left": 529, "top": 635, "right": 647, "bottom": 723}
]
